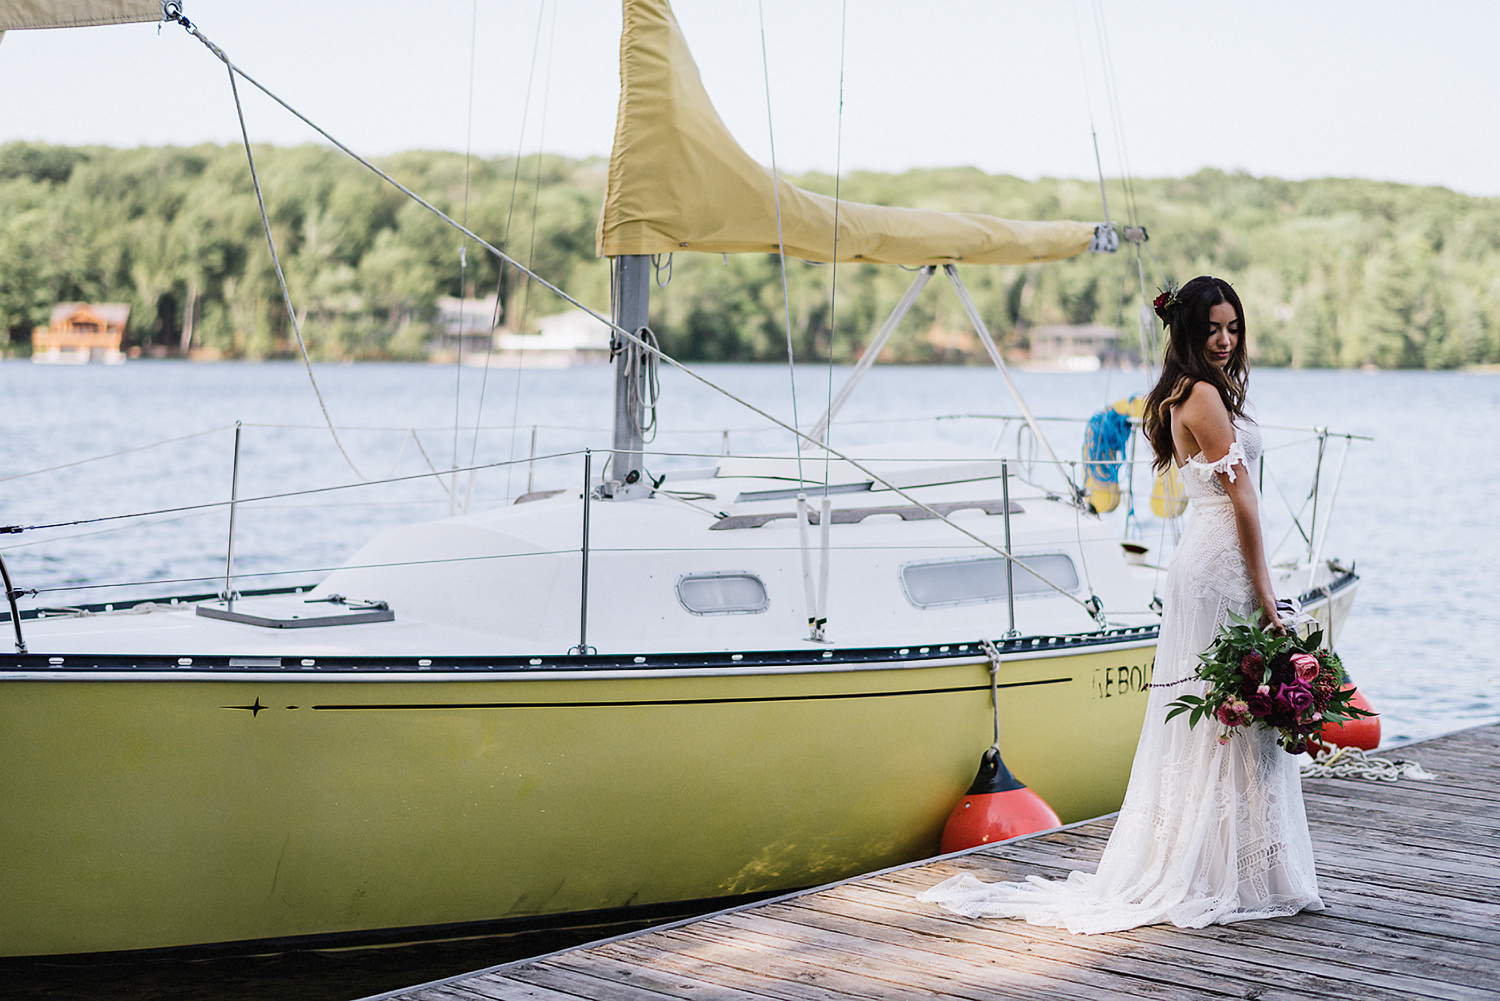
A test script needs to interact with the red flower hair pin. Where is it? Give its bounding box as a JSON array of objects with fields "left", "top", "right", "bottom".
[{"left": 1152, "top": 282, "right": 1180, "bottom": 325}]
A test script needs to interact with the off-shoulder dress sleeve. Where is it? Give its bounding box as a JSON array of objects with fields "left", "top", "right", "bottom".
[{"left": 1185, "top": 439, "right": 1249, "bottom": 483}]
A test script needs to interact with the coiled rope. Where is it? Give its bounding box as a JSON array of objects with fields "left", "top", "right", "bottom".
[
  {"left": 1083, "top": 406, "right": 1132, "bottom": 486},
  {"left": 1299, "top": 745, "right": 1436, "bottom": 782}
]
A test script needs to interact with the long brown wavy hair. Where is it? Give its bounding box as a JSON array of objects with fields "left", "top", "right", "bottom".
[{"left": 1141, "top": 276, "right": 1249, "bottom": 471}]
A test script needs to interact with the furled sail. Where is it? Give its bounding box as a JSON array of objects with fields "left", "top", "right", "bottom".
[
  {"left": 597, "top": 0, "right": 1098, "bottom": 266},
  {"left": 0, "top": 0, "right": 161, "bottom": 30}
]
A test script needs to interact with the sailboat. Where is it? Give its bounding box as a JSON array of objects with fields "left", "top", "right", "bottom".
[{"left": 0, "top": 0, "right": 1360, "bottom": 959}]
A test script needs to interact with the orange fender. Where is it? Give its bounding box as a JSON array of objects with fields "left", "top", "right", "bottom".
[
  {"left": 1316, "top": 684, "right": 1380, "bottom": 753},
  {"left": 939, "top": 747, "right": 1061, "bottom": 854}
]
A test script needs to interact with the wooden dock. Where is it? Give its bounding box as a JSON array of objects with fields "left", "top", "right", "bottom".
[{"left": 365, "top": 722, "right": 1500, "bottom": 1001}]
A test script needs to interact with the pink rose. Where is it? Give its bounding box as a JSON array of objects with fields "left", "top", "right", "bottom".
[{"left": 1290, "top": 653, "right": 1321, "bottom": 683}]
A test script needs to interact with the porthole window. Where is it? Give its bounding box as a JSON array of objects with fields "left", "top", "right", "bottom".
[
  {"left": 900, "top": 554, "right": 1079, "bottom": 609},
  {"left": 676, "top": 572, "right": 769, "bottom": 615}
]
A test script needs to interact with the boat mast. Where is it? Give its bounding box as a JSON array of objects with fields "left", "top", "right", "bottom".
[{"left": 607, "top": 254, "right": 652, "bottom": 499}]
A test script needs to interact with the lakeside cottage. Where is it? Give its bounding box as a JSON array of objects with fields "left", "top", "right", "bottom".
[{"left": 32, "top": 303, "right": 129, "bottom": 364}]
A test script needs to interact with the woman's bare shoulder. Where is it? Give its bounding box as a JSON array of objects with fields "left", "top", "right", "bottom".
[
  {"left": 1178, "top": 379, "right": 1229, "bottom": 419},
  {"left": 1175, "top": 380, "right": 1237, "bottom": 463}
]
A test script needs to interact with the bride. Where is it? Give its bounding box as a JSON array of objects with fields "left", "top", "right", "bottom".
[{"left": 919, "top": 276, "right": 1324, "bottom": 934}]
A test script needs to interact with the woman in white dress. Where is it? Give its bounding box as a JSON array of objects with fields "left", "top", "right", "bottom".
[{"left": 919, "top": 276, "right": 1324, "bottom": 934}]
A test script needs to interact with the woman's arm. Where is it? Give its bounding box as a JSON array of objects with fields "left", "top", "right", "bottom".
[{"left": 1174, "top": 382, "right": 1283, "bottom": 633}]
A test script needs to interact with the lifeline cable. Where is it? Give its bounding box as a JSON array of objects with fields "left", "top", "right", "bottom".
[
  {"left": 0, "top": 449, "right": 587, "bottom": 537},
  {"left": 0, "top": 425, "right": 231, "bottom": 483}
]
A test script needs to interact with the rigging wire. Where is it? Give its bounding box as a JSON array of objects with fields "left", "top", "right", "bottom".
[
  {"left": 823, "top": 0, "right": 848, "bottom": 494},
  {"left": 1067, "top": 0, "right": 1113, "bottom": 232},
  {"left": 501, "top": 0, "right": 556, "bottom": 504},
  {"left": 503, "top": 0, "right": 561, "bottom": 501},
  {"left": 757, "top": 0, "right": 804, "bottom": 485},
  {"left": 160, "top": 15, "right": 1097, "bottom": 618},
  {"left": 451, "top": 0, "right": 482, "bottom": 486},
  {"left": 1090, "top": 0, "right": 1141, "bottom": 228},
  {"left": 219, "top": 57, "right": 364, "bottom": 482}
]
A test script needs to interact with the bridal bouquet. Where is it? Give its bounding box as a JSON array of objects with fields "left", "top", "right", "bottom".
[{"left": 1165, "top": 612, "right": 1374, "bottom": 754}]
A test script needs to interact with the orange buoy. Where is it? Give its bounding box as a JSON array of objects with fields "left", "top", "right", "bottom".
[
  {"left": 1315, "top": 683, "right": 1380, "bottom": 753},
  {"left": 939, "top": 746, "right": 1061, "bottom": 854}
]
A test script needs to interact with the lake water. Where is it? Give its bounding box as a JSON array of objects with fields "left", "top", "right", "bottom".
[{"left": 2, "top": 358, "right": 1497, "bottom": 999}]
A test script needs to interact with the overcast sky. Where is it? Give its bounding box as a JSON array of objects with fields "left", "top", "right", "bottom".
[{"left": 2, "top": 0, "right": 1497, "bottom": 199}]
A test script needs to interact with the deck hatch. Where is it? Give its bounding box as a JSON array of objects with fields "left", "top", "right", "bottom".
[{"left": 195, "top": 596, "right": 394, "bottom": 629}]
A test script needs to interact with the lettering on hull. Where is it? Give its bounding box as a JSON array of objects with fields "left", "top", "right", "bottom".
[{"left": 1091, "top": 656, "right": 1155, "bottom": 700}]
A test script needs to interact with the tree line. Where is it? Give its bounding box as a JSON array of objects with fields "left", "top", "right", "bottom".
[{"left": 2, "top": 140, "right": 1497, "bottom": 369}]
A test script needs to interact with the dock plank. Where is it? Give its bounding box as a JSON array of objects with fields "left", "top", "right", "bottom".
[
  {"left": 364, "top": 722, "right": 1500, "bottom": 1001},
  {"left": 818, "top": 885, "right": 1485, "bottom": 1001}
]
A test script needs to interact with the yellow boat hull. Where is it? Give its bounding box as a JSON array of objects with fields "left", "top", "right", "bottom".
[{"left": 0, "top": 640, "right": 1156, "bottom": 957}]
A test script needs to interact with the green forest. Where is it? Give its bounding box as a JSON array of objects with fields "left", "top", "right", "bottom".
[{"left": 3, "top": 140, "right": 1498, "bottom": 369}]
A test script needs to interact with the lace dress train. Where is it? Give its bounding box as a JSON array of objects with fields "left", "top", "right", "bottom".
[{"left": 918, "top": 422, "right": 1323, "bottom": 934}]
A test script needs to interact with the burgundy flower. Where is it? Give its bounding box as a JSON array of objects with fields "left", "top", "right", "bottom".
[
  {"left": 1215, "top": 698, "right": 1253, "bottom": 728},
  {"left": 1239, "top": 651, "right": 1264, "bottom": 679},
  {"left": 1153, "top": 286, "right": 1180, "bottom": 323},
  {"left": 1274, "top": 681, "right": 1315, "bottom": 714}
]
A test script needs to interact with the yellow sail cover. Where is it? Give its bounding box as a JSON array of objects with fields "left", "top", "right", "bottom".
[
  {"left": 597, "top": 0, "right": 1097, "bottom": 266},
  {"left": 0, "top": 0, "right": 160, "bottom": 30}
]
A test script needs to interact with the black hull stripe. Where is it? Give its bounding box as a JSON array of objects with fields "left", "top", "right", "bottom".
[{"left": 301, "top": 676, "right": 1071, "bottom": 711}]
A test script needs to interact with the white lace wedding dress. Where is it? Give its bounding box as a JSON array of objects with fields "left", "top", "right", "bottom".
[{"left": 919, "top": 420, "right": 1324, "bottom": 934}]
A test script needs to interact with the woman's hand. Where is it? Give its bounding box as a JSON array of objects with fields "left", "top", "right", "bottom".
[{"left": 1258, "top": 602, "right": 1286, "bottom": 636}]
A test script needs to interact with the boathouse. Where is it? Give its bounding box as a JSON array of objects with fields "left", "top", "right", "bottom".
[{"left": 31, "top": 302, "right": 129, "bottom": 364}]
